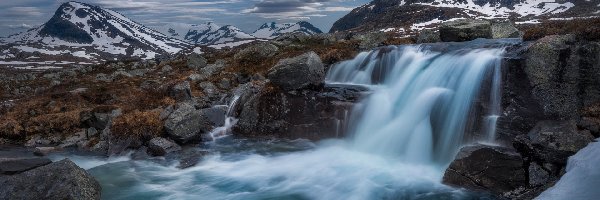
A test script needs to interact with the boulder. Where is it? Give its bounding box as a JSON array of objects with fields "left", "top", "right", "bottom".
[
  {"left": 352, "top": 31, "right": 387, "bottom": 50},
  {"left": 491, "top": 21, "right": 521, "bottom": 39},
  {"left": 164, "top": 103, "right": 213, "bottom": 144},
  {"left": 187, "top": 53, "right": 207, "bottom": 70},
  {"left": 168, "top": 81, "right": 192, "bottom": 102},
  {"left": 513, "top": 120, "right": 594, "bottom": 165},
  {"left": 33, "top": 146, "right": 62, "bottom": 156},
  {"left": 416, "top": 29, "right": 441, "bottom": 43},
  {"left": 200, "top": 106, "right": 227, "bottom": 127},
  {"left": 442, "top": 144, "right": 527, "bottom": 194},
  {"left": 440, "top": 19, "right": 492, "bottom": 42},
  {"left": 267, "top": 51, "right": 325, "bottom": 91},
  {"left": 0, "top": 157, "right": 52, "bottom": 175},
  {"left": 234, "top": 42, "right": 279, "bottom": 61},
  {"left": 147, "top": 137, "right": 181, "bottom": 156},
  {"left": 0, "top": 159, "right": 101, "bottom": 200}
]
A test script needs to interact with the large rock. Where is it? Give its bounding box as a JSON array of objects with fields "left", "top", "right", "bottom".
[
  {"left": 352, "top": 31, "right": 387, "bottom": 50},
  {"left": 267, "top": 51, "right": 325, "bottom": 91},
  {"left": 416, "top": 29, "right": 441, "bottom": 43},
  {"left": 187, "top": 53, "right": 208, "bottom": 70},
  {"left": 234, "top": 42, "right": 279, "bottom": 61},
  {"left": 164, "top": 103, "right": 213, "bottom": 144},
  {"left": 442, "top": 144, "right": 527, "bottom": 194},
  {"left": 168, "top": 81, "right": 193, "bottom": 102},
  {"left": 491, "top": 21, "right": 521, "bottom": 39},
  {"left": 0, "top": 157, "right": 52, "bottom": 175},
  {"left": 0, "top": 159, "right": 101, "bottom": 200},
  {"left": 440, "top": 19, "right": 492, "bottom": 42},
  {"left": 233, "top": 84, "right": 364, "bottom": 140},
  {"left": 147, "top": 137, "right": 181, "bottom": 156}
]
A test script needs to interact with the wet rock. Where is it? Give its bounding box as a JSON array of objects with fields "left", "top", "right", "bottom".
[
  {"left": 491, "top": 21, "right": 521, "bottom": 39},
  {"left": 168, "top": 81, "right": 192, "bottom": 102},
  {"left": 0, "top": 159, "right": 101, "bottom": 200},
  {"left": 200, "top": 106, "right": 227, "bottom": 127},
  {"left": 80, "top": 109, "right": 114, "bottom": 130},
  {"left": 0, "top": 157, "right": 52, "bottom": 175},
  {"left": 440, "top": 19, "right": 492, "bottom": 42},
  {"left": 187, "top": 53, "right": 207, "bottom": 70},
  {"left": 219, "top": 78, "right": 231, "bottom": 90},
  {"left": 234, "top": 42, "right": 279, "bottom": 61},
  {"left": 33, "top": 146, "right": 62, "bottom": 156},
  {"left": 514, "top": 120, "right": 594, "bottom": 165},
  {"left": 267, "top": 51, "right": 325, "bottom": 91},
  {"left": 416, "top": 29, "right": 441, "bottom": 43},
  {"left": 442, "top": 144, "right": 527, "bottom": 194},
  {"left": 529, "top": 162, "right": 552, "bottom": 186},
  {"left": 164, "top": 102, "right": 213, "bottom": 144},
  {"left": 177, "top": 149, "right": 209, "bottom": 169},
  {"left": 86, "top": 127, "right": 98, "bottom": 138},
  {"left": 147, "top": 137, "right": 182, "bottom": 156}
]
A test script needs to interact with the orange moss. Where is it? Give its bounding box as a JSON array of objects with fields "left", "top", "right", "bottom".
[{"left": 110, "top": 109, "right": 162, "bottom": 140}]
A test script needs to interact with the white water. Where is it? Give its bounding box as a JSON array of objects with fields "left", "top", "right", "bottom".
[
  {"left": 65, "top": 41, "right": 509, "bottom": 200},
  {"left": 328, "top": 45, "right": 505, "bottom": 164}
]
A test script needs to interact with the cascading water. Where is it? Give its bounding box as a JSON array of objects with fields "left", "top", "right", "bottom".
[
  {"left": 58, "top": 39, "right": 516, "bottom": 200},
  {"left": 327, "top": 44, "right": 505, "bottom": 164},
  {"left": 208, "top": 95, "right": 241, "bottom": 140}
]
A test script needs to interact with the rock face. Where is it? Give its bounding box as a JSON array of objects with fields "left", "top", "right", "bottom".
[
  {"left": 0, "top": 159, "right": 101, "bottom": 200},
  {"left": 233, "top": 84, "right": 364, "bottom": 140},
  {"left": 267, "top": 51, "right": 325, "bottom": 91},
  {"left": 147, "top": 137, "right": 182, "bottom": 156},
  {"left": 442, "top": 144, "right": 527, "bottom": 194},
  {"left": 439, "top": 19, "right": 492, "bottom": 42},
  {"left": 164, "top": 103, "right": 213, "bottom": 144}
]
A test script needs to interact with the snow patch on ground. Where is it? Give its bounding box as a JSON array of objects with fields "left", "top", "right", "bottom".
[
  {"left": 536, "top": 139, "right": 600, "bottom": 200},
  {"left": 208, "top": 40, "right": 257, "bottom": 49}
]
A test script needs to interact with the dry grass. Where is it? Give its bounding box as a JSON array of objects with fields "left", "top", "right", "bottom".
[
  {"left": 522, "top": 18, "right": 600, "bottom": 41},
  {"left": 24, "top": 110, "right": 81, "bottom": 135},
  {"left": 110, "top": 109, "right": 162, "bottom": 141}
]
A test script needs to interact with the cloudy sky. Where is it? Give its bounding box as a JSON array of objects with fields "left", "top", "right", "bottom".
[{"left": 0, "top": 0, "right": 370, "bottom": 37}]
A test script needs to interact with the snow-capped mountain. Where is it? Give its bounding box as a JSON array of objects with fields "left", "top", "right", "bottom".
[
  {"left": 330, "top": 0, "right": 600, "bottom": 33},
  {"left": 186, "top": 24, "right": 255, "bottom": 45},
  {"left": 156, "top": 21, "right": 323, "bottom": 45},
  {"left": 0, "top": 1, "right": 189, "bottom": 65},
  {"left": 252, "top": 21, "right": 323, "bottom": 39}
]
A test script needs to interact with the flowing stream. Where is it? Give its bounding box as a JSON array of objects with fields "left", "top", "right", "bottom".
[{"left": 53, "top": 39, "right": 517, "bottom": 200}]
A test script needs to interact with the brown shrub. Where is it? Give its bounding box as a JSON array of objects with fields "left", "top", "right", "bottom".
[
  {"left": 24, "top": 110, "right": 81, "bottom": 136},
  {"left": 110, "top": 109, "right": 162, "bottom": 141},
  {"left": 0, "top": 118, "right": 24, "bottom": 138},
  {"left": 523, "top": 18, "right": 600, "bottom": 41}
]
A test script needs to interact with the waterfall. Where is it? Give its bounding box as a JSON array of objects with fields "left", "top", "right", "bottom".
[
  {"left": 326, "top": 44, "right": 506, "bottom": 165},
  {"left": 208, "top": 95, "right": 240, "bottom": 140}
]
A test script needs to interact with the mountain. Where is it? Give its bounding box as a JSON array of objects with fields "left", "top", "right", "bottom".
[
  {"left": 0, "top": 1, "right": 189, "bottom": 65},
  {"left": 330, "top": 0, "right": 600, "bottom": 33},
  {"left": 155, "top": 21, "right": 323, "bottom": 45},
  {"left": 252, "top": 21, "right": 323, "bottom": 39},
  {"left": 186, "top": 24, "right": 255, "bottom": 45}
]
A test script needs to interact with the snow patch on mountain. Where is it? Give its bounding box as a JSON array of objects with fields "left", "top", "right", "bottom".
[{"left": 416, "top": 0, "right": 575, "bottom": 18}]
